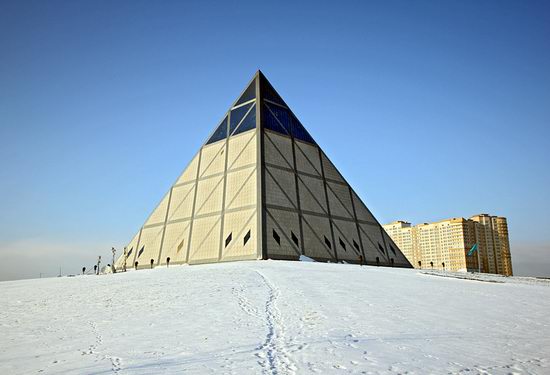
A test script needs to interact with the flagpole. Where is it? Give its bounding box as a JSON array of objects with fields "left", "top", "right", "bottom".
[{"left": 477, "top": 244, "right": 481, "bottom": 273}]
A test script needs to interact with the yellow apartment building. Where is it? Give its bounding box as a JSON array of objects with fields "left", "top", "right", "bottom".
[{"left": 383, "top": 214, "right": 512, "bottom": 275}]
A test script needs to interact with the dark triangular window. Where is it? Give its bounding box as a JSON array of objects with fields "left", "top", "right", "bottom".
[
  {"left": 266, "top": 103, "right": 292, "bottom": 134},
  {"left": 234, "top": 79, "right": 256, "bottom": 107},
  {"left": 232, "top": 104, "right": 256, "bottom": 136},
  {"left": 229, "top": 103, "right": 254, "bottom": 135},
  {"left": 206, "top": 116, "right": 228, "bottom": 144},
  {"left": 291, "top": 115, "right": 315, "bottom": 144},
  {"left": 261, "top": 77, "right": 286, "bottom": 106},
  {"left": 263, "top": 104, "right": 289, "bottom": 135}
]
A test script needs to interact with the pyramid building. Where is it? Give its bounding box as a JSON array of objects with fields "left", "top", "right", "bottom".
[{"left": 115, "top": 71, "right": 411, "bottom": 270}]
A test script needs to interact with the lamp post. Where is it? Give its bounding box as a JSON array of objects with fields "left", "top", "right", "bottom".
[
  {"left": 123, "top": 247, "right": 127, "bottom": 272},
  {"left": 111, "top": 247, "right": 117, "bottom": 273}
]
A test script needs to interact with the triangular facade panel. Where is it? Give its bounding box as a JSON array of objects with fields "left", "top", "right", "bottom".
[
  {"left": 227, "top": 131, "right": 256, "bottom": 171},
  {"left": 264, "top": 131, "right": 294, "bottom": 168},
  {"left": 332, "top": 218, "right": 363, "bottom": 258},
  {"left": 326, "top": 182, "right": 355, "bottom": 219},
  {"left": 115, "top": 71, "right": 411, "bottom": 270},
  {"left": 167, "top": 184, "right": 195, "bottom": 222},
  {"left": 297, "top": 175, "right": 328, "bottom": 214},
  {"left": 144, "top": 193, "right": 170, "bottom": 226},
  {"left": 135, "top": 225, "right": 164, "bottom": 265},
  {"left": 265, "top": 166, "right": 298, "bottom": 209},
  {"left": 301, "top": 214, "right": 335, "bottom": 261},
  {"left": 175, "top": 153, "right": 199, "bottom": 185},
  {"left": 265, "top": 208, "right": 301, "bottom": 259},
  {"left": 326, "top": 185, "right": 354, "bottom": 219},
  {"left": 199, "top": 143, "right": 226, "bottom": 178},
  {"left": 221, "top": 208, "right": 257, "bottom": 260},
  {"left": 188, "top": 215, "right": 221, "bottom": 263},
  {"left": 160, "top": 220, "right": 191, "bottom": 264},
  {"left": 225, "top": 167, "right": 256, "bottom": 210},
  {"left": 294, "top": 141, "right": 322, "bottom": 176}
]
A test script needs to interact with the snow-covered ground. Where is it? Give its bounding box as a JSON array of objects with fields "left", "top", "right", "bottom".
[{"left": 1, "top": 261, "right": 549, "bottom": 374}]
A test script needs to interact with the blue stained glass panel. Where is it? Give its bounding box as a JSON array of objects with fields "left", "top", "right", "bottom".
[
  {"left": 262, "top": 78, "right": 286, "bottom": 106},
  {"left": 232, "top": 104, "right": 256, "bottom": 136},
  {"left": 229, "top": 103, "right": 253, "bottom": 134},
  {"left": 206, "top": 116, "right": 228, "bottom": 144},
  {"left": 234, "top": 79, "right": 256, "bottom": 106},
  {"left": 291, "top": 115, "right": 316, "bottom": 144},
  {"left": 263, "top": 104, "right": 289, "bottom": 135},
  {"left": 265, "top": 103, "right": 292, "bottom": 134}
]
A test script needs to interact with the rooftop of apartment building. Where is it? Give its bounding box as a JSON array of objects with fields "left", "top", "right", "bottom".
[{"left": 384, "top": 214, "right": 507, "bottom": 228}]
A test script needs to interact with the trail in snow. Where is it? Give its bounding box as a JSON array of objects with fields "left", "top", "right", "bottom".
[
  {"left": 87, "top": 319, "right": 123, "bottom": 373},
  {"left": 232, "top": 283, "right": 262, "bottom": 320},
  {"left": 255, "top": 270, "right": 296, "bottom": 375}
]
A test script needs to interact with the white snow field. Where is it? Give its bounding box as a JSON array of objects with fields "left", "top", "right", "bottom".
[{"left": 1, "top": 261, "right": 549, "bottom": 375}]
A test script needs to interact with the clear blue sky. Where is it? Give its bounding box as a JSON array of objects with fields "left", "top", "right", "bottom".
[{"left": 1, "top": 0, "right": 549, "bottom": 280}]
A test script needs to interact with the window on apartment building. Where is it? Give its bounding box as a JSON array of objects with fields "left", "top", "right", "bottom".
[
  {"left": 244, "top": 230, "right": 251, "bottom": 246},
  {"left": 324, "top": 236, "right": 332, "bottom": 249},
  {"left": 390, "top": 245, "right": 397, "bottom": 255},
  {"left": 225, "top": 233, "right": 232, "bottom": 248},
  {"left": 378, "top": 243, "right": 385, "bottom": 254},
  {"left": 127, "top": 247, "right": 133, "bottom": 257},
  {"left": 273, "top": 229, "right": 281, "bottom": 245},
  {"left": 138, "top": 246, "right": 145, "bottom": 258},
  {"left": 177, "top": 239, "right": 184, "bottom": 253},
  {"left": 353, "top": 240, "right": 360, "bottom": 251}
]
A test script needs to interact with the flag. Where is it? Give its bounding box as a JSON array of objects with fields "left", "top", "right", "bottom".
[{"left": 467, "top": 243, "right": 478, "bottom": 256}]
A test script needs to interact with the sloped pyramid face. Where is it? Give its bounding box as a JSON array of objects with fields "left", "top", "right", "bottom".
[{"left": 115, "top": 71, "right": 412, "bottom": 270}]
